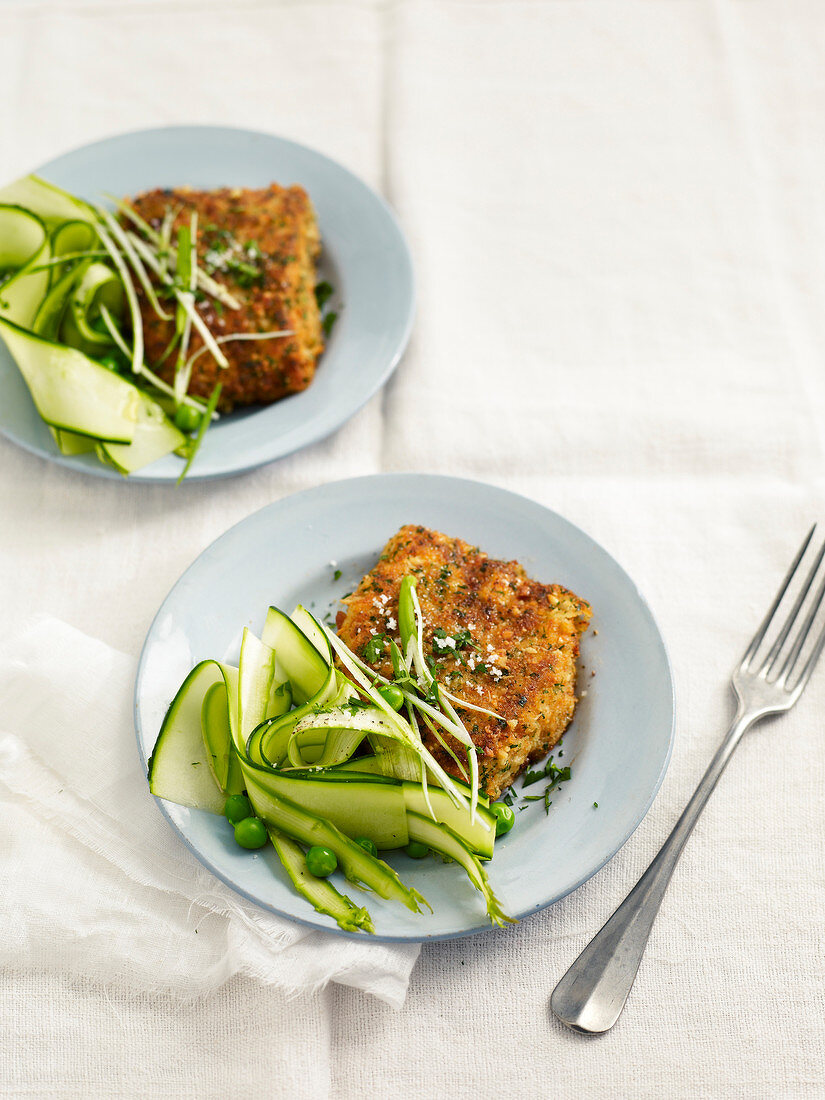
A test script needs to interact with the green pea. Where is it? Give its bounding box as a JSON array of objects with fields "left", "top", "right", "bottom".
[
  {"left": 233, "top": 816, "right": 267, "bottom": 849},
  {"left": 405, "top": 841, "right": 429, "bottom": 859},
  {"left": 355, "top": 837, "right": 378, "bottom": 857},
  {"left": 490, "top": 801, "right": 515, "bottom": 837},
  {"left": 306, "top": 845, "right": 338, "bottom": 877},
  {"left": 378, "top": 684, "right": 404, "bottom": 711},
  {"left": 98, "top": 354, "right": 122, "bottom": 372},
  {"left": 224, "top": 794, "right": 253, "bottom": 824},
  {"left": 174, "top": 404, "right": 202, "bottom": 433}
]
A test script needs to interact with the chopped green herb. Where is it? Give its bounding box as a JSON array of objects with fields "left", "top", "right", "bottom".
[
  {"left": 344, "top": 699, "right": 374, "bottom": 713},
  {"left": 322, "top": 310, "right": 338, "bottom": 337},
  {"left": 522, "top": 758, "right": 571, "bottom": 789},
  {"left": 516, "top": 754, "right": 572, "bottom": 815},
  {"left": 333, "top": 569, "right": 342, "bottom": 582},
  {"left": 430, "top": 627, "right": 477, "bottom": 659},
  {"left": 315, "top": 281, "right": 334, "bottom": 309},
  {"left": 523, "top": 786, "right": 559, "bottom": 814},
  {"left": 363, "top": 633, "right": 388, "bottom": 664}
]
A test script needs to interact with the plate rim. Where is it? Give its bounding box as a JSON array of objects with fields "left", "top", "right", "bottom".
[
  {"left": 134, "top": 472, "right": 676, "bottom": 941},
  {"left": 0, "top": 123, "right": 415, "bottom": 482}
]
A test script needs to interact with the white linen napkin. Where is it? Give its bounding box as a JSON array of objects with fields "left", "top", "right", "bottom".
[{"left": 0, "top": 617, "right": 419, "bottom": 1008}]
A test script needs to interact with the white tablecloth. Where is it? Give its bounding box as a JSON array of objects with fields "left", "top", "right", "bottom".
[{"left": 2, "top": 1, "right": 824, "bottom": 1096}]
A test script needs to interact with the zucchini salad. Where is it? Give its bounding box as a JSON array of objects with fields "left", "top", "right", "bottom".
[
  {"left": 0, "top": 175, "right": 291, "bottom": 479},
  {"left": 149, "top": 579, "right": 517, "bottom": 934}
]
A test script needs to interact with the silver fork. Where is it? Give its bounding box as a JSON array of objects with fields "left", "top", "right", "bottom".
[{"left": 551, "top": 526, "right": 825, "bottom": 1034}]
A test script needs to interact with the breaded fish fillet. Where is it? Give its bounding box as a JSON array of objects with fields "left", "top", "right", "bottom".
[
  {"left": 337, "top": 525, "right": 592, "bottom": 800},
  {"left": 129, "top": 184, "right": 323, "bottom": 413}
]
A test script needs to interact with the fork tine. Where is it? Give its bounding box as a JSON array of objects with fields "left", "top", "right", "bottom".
[
  {"left": 775, "top": 565, "right": 825, "bottom": 686},
  {"left": 742, "top": 525, "right": 816, "bottom": 668},
  {"left": 763, "top": 537, "right": 825, "bottom": 677},
  {"left": 789, "top": 604, "right": 825, "bottom": 693}
]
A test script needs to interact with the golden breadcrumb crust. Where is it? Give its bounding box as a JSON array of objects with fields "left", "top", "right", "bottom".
[
  {"left": 129, "top": 185, "right": 323, "bottom": 413},
  {"left": 336, "top": 525, "right": 591, "bottom": 799}
]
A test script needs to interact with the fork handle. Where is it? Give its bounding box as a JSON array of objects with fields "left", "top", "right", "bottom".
[{"left": 550, "top": 710, "right": 753, "bottom": 1034}]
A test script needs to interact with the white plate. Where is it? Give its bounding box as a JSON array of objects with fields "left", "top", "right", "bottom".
[
  {"left": 135, "top": 474, "right": 675, "bottom": 940},
  {"left": 0, "top": 126, "right": 414, "bottom": 481}
]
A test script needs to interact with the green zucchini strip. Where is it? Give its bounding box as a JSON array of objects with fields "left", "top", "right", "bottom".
[
  {"left": 403, "top": 784, "right": 494, "bottom": 859},
  {"left": 268, "top": 829, "right": 375, "bottom": 934},
  {"left": 33, "top": 262, "right": 88, "bottom": 341},
  {"left": 262, "top": 607, "right": 330, "bottom": 702},
  {"left": 201, "top": 681, "right": 233, "bottom": 792},
  {"left": 243, "top": 766, "right": 409, "bottom": 850},
  {"left": 252, "top": 667, "right": 337, "bottom": 766},
  {"left": 148, "top": 661, "right": 227, "bottom": 815},
  {"left": 0, "top": 315, "right": 139, "bottom": 442},
  {"left": 239, "top": 627, "right": 279, "bottom": 743},
  {"left": 286, "top": 723, "right": 365, "bottom": 769},
  {"left": 242, "top": 772, "right": 428, "bottom": 913},
  {"left": 406, "top": 811, "right": 514, "bottom": 928},
  {"left": 59, "top": 261, "right": 124, "bottom": 355},
  {"left": 47, "top": 220, "right": 97, "bottom": 287},
  {"left": 0, "top": 205, "right": 50, "bottom": 328},
  {"left": 0, "top": 174, "right": 95, "bottom": 227},
  {"left": 291, "top": 605, "right": 334, "bottom": 660},
  {"left": 100, "top": 388, "right": 187, "bottom": 475},
  {"left": 52, "top": 427, "right": 97, "bottom": 456}
]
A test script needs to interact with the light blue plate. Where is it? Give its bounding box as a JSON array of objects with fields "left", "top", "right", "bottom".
[
  {"left": 135, "top": 475, "right": 675, "bottom": 940},
  {"left": 0, "top": 126, "right": 414, "bottom": 481}
]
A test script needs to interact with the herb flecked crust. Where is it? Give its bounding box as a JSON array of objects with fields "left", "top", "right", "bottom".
[
  {"left": 129, "top": 184, "right": 323, "bottom": 413},
  {"left": 336, "top": 525, "right": 592, "bottom": 800}
]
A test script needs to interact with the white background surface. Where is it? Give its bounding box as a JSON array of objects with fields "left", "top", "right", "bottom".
[{"left": 1, "top": 1, "right": 824, "bottom": 1096}]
